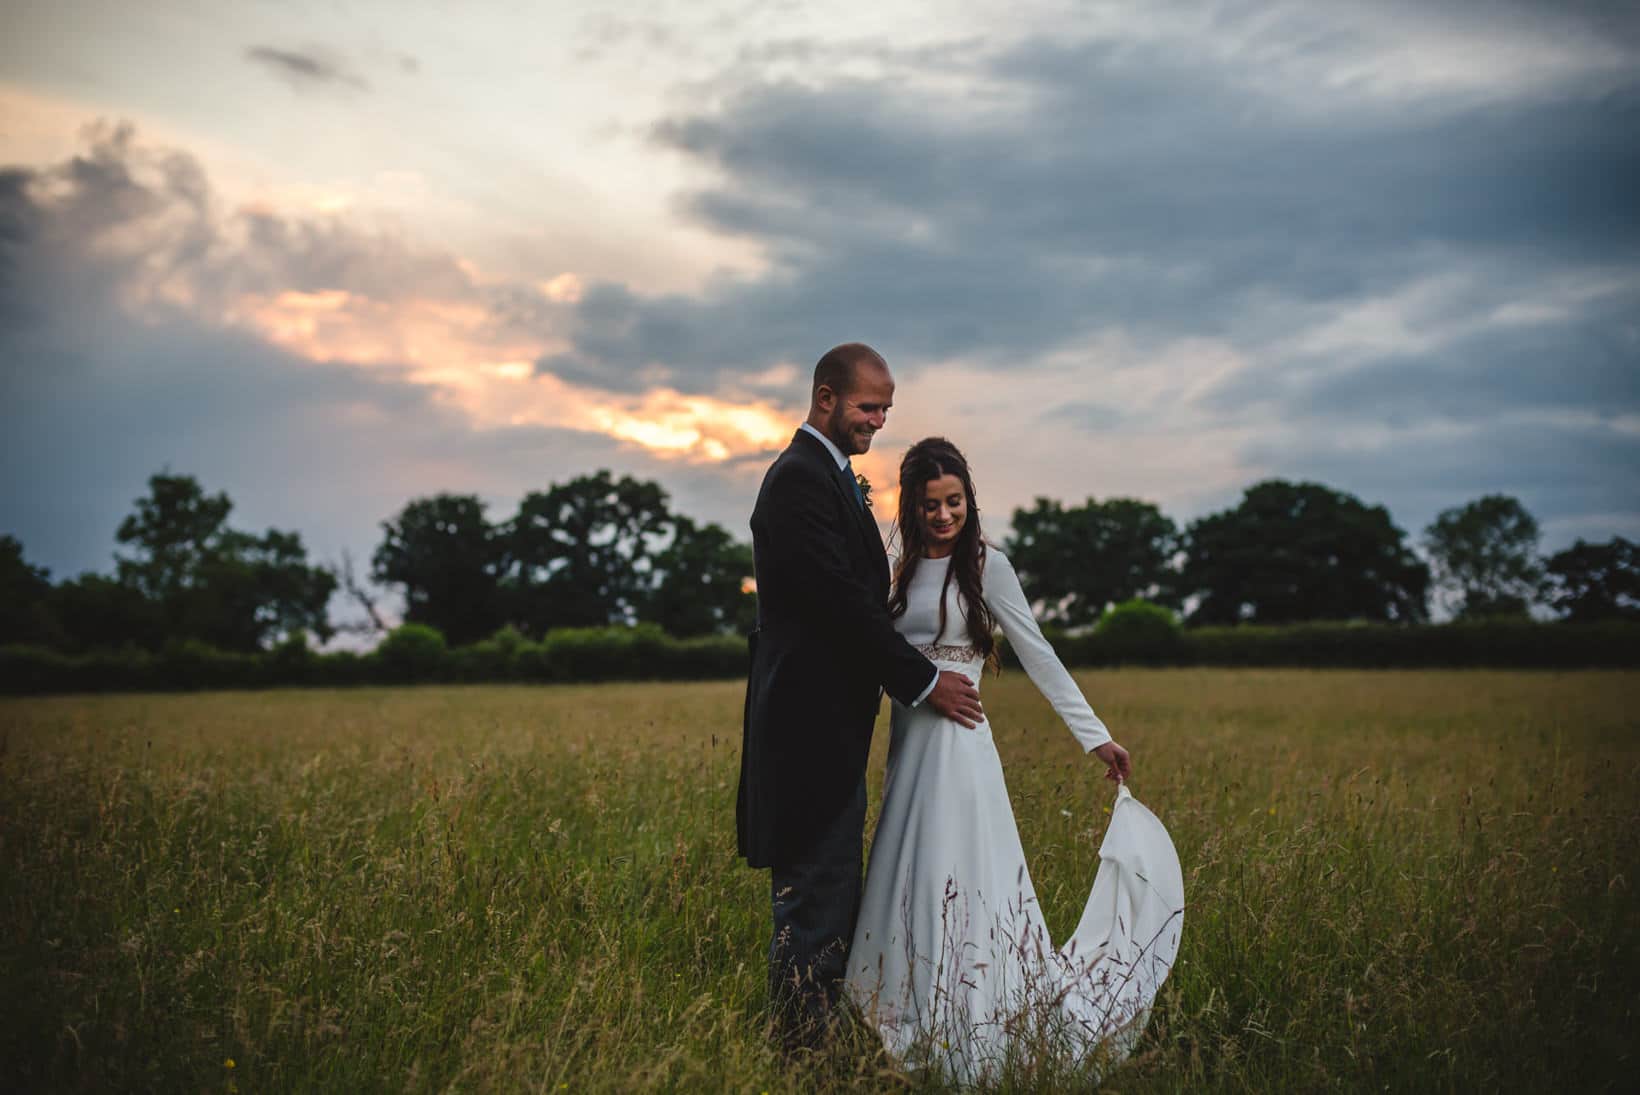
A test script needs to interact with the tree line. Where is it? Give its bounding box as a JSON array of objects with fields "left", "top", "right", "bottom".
[
  {"left": 2, "top": 471, "right": 1635, "bottom": 656},
  {"left": 368, "top": 471, "right": 754, "bottom": 645},
  {"left": 1, "top": 471, "right": 754, "bottom": 654},
  {"left": 1009, "top": 481, "right": 1636, "bottom": 628}
]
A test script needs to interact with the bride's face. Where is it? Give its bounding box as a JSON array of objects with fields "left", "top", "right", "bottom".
[{"left": 920, "top": 472, "right": 967, "bottom": 554}]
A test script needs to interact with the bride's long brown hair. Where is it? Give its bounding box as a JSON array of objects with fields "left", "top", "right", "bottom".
[{"left": 888, "top": 437, "right": 997, "bottom": 663}]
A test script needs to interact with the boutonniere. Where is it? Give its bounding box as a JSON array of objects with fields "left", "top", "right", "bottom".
[{"left": 855, "top": 472, "right": 874, "bottom": 508}]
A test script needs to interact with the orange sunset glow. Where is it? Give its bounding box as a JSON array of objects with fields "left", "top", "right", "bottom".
[{"left": 230, "top": 285, "right": 797, "bottom": 464}]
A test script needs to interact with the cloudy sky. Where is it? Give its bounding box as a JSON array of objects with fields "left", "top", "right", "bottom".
[{"left": 2, "top": 0, "right": 1636, "bottom": 600}]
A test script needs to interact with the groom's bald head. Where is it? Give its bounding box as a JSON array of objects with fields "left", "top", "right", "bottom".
[
  {"left": 811, "top": 343, "right": 888, "bottom": 405},
  {"left": 807, "top": 342, "right": 895, "bottom": 456}
]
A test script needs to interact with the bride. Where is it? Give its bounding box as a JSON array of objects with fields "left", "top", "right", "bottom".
[{"left": 846, "top": 437, "right": 1184, "bottom": 1084}]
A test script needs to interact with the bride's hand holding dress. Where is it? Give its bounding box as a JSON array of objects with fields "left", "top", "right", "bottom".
[{"left": 1094, "top": 740, "right": 1132, "bottom": 783}]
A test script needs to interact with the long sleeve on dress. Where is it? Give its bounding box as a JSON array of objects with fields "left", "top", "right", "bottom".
[{"left": 982, "top": 548, "right": 1112, "bottom": 753}]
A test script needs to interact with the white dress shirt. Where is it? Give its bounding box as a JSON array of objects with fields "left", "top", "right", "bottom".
[{"left": 798, "top": 421, "right": 849, "bottom": 471}]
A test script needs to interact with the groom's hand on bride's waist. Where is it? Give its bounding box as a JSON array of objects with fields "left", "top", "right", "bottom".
[{"left": 925, "top": 670, "right": 985, "bottom": 728}]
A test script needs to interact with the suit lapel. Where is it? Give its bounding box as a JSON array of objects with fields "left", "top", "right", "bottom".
[
  {"left": 834, "top": 460, "right": 881, "bottom": 563},
  {"left": 791, "top": 430, "right": 887, "bottom": 584},
  {"left": 837, "top": 460, "right": 890, "bottom": 593}
]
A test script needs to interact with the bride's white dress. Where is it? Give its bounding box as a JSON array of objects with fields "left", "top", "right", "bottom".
[{"left": 846, "top": 548, "right": 1184, "bottom": 1083}]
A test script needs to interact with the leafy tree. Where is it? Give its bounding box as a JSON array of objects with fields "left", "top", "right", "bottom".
[
  {"left": 0, "top": 535, "right": 59, "bottom": 646},
  {"left": 115, "top": 474, "right": 234, "bottom": 604},
  {"left": 643, "top": 516, "right": 756, "bottom": 636},
  {"left": 182, "top": 529, "right": 337, "bottom": 650},
  {"left": 1005, "top": 498, "right": 1180, "bottom": 627},
  {"left": 1545, "top": 537, "right": 1639, "bottom": 621},
  {"left": 1181, "top": 479, "right": 1429, "bottom": 625},
  {"left": 502, "top": 472, "right": 673, "bottom": 635},
  {"left": 114, "top": 474, "right": 335, "bottom": 650},
  {"left": 238, "top": 529, "right": 337, "bottom": 644},
  {"left": 1422, "top": 495, "right": 1543, "bottom": 619},
  {"left": 372, "top": 493, "right": 503, "bottom": 646}
]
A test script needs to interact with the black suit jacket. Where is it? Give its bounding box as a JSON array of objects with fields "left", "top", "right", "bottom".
[{"left": 736, "top": 429, "right": 937, "bottom": 868}]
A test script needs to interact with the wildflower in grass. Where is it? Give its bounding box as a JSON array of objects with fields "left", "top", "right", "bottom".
[{"left": 223, "top": 1058, "right": 235, "bottom": 1069}]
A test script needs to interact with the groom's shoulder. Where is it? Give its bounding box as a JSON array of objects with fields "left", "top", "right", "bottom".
[
  {"left": 754, "top": 434, "right": 827, "bottom": 516},
  {"left": 763, "top": 432, "right": 826, "bottom": 483}
]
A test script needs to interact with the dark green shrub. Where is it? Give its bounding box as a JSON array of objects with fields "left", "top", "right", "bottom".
[
  {"left": 1094, "top": 600, "right": 1182, "bottom": 663},
  {"left": 1173, "top": 619, "right": 1640, "bottom": 669},
  {"left": 541, "top": 624, "right": 669, "bottom": 682},
  {"left": 449, "top": 625, "right": 531, "bottom": 682},
  {"left": 269, "top": 632, "right": 317, "bottom": 685},
  {"left": 0, "top": 645, "right": 76, "bottom": 694},
  {"left": 312, "top": 649, "right": 370, "bottom": 687},
  {"left": 659, "top": 633, "right": 748, "bottom": 679},
  {"left": 5, "top": 620, "right": 1637, "bottom": 696},
  {"left": 489, "top": 625, "right": 527, "bottom": 656},
  {"left": 157, "top": 638, "right": 264, "bottom": 690},
  {"left": 509, "top": 637, "right": 552, "bottom": 681},
  {"left": 375, "top": 623, "right": 448, "bottom": 681}
]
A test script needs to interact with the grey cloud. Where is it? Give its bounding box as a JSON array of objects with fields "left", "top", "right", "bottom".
[
  {"left": 723, "top": 33, "right": 989, "bottom": 77},
  {"left": 0, "top": 299, "right": 733, "bottom": 582},
  {"left": 676, "top": 35, "right": 1640, "bottom": 257},
  {"left": 1345, "top": 0, "right": 1640, "bottom": 54},
  {"left": 0, "top": 123, "right": 494, "bottom": 334},
  {"left": 1238, "top": 419, "right": 1640, "bottom": 544},
  {"left": 0, "top": 170, "right": 32, "bottom": 327},
  {"left": 536, "top": 32, "right": 1638, "bottom": 399},
  {"left": 573, "top": 12, "right": 693, "bottom": 65},
  {"left": 232, "top": 210, "right": 476, "bottom": 300},
  {"left": 1203, "top": 286, "right": 1640, "bottom": 425},
  {"left": 0, "top": 128, "right": 758, "bottom": 582},
  {"left": 529, "top": 7, "right": 1638, "bottom": 546},
  {"left": 1043, "top": 401, "right": 1130, "bottom": 431},
  {"left": 1293, "top": 304, "right": 1640, "bottom": 424},
  {"left": 246, "top": 45, "right": 369, "bottom": 91}
]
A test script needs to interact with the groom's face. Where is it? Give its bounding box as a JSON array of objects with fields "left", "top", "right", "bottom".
[{"left": 824, "top": 363, "right": 895, "bottom": 456}]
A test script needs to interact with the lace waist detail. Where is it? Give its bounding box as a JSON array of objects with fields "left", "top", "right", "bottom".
[{"left": 913, "top": 642, "right": 981, "bottom": 663}]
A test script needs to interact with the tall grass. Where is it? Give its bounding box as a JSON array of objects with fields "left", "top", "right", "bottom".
[{"left": 1, "top": 670, "right": 1635, "bottom": 1091}]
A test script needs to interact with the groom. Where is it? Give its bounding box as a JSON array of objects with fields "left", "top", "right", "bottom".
[{"left": 737, "top": 342, "right": 985, "bottom": 1050}]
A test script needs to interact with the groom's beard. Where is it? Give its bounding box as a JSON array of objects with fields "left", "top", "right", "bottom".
[{"left": 828, "top": 406, "right": 876, "bottom": 454}]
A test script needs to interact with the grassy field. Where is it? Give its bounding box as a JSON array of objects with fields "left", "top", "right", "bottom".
[{"left": 1, "top": 670, "right": 1635, "bottom": 1092}]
